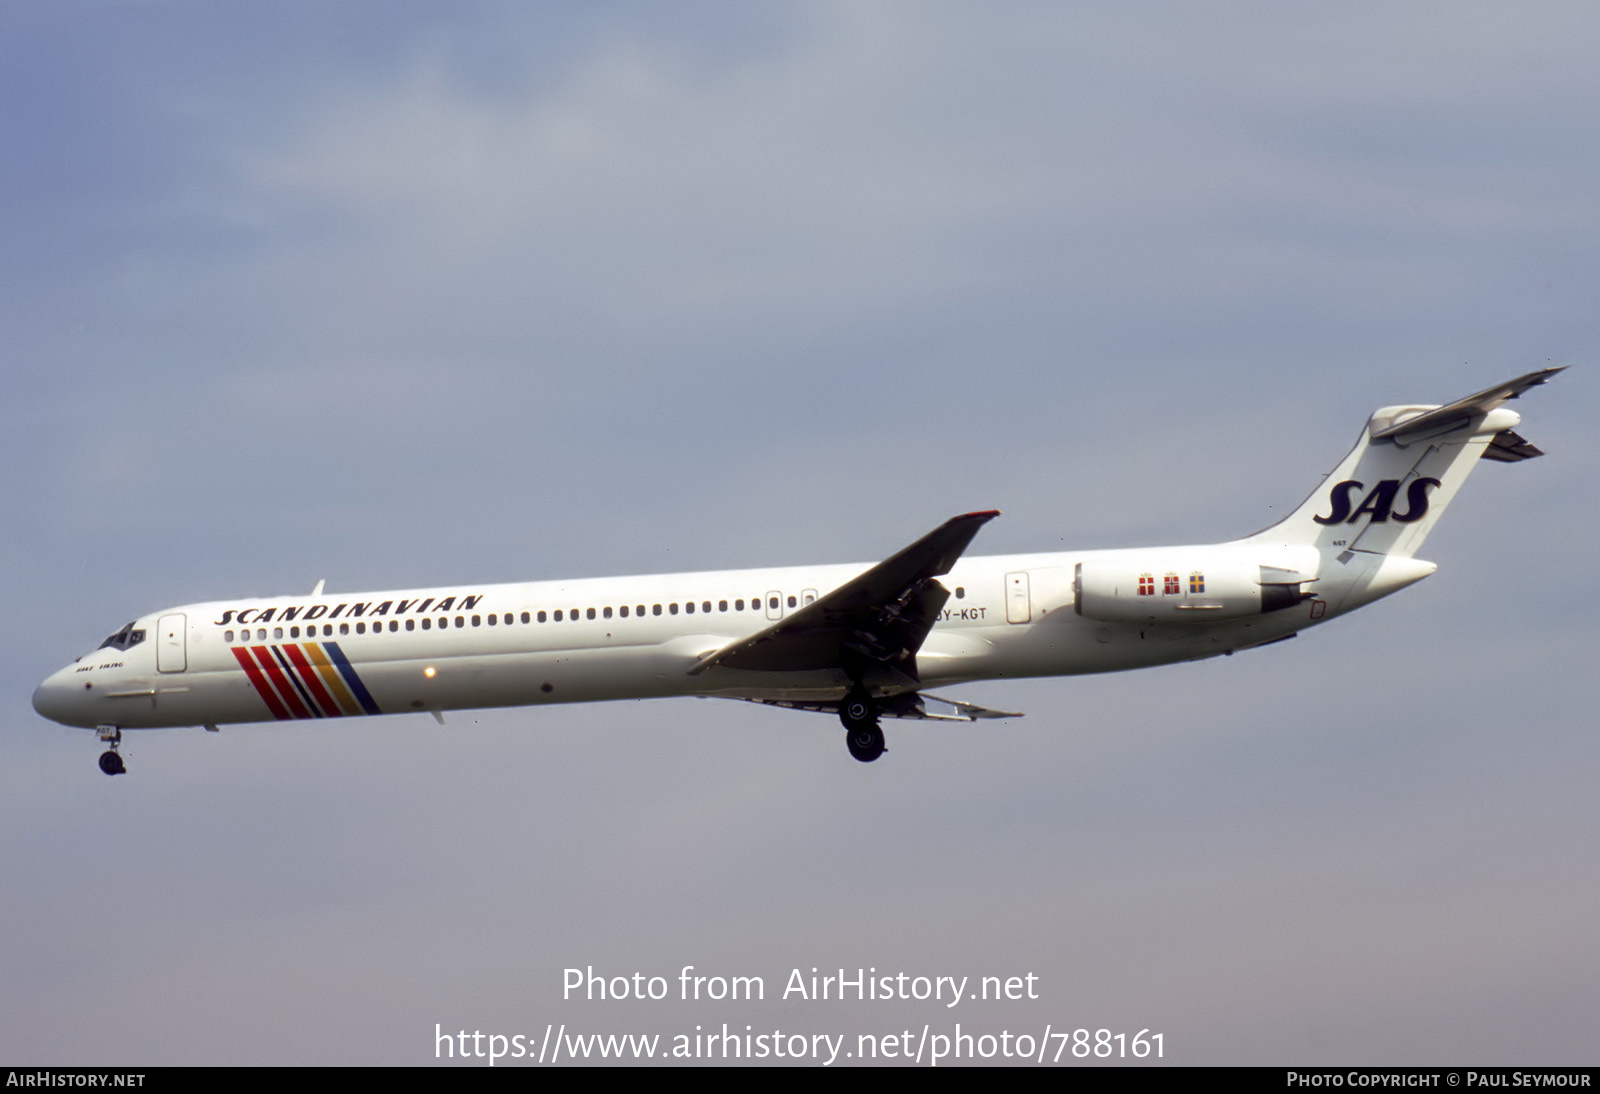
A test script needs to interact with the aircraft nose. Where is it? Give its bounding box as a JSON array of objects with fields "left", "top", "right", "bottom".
[{"left": 33, "top": 668, "right": 90, "bottom": 727}]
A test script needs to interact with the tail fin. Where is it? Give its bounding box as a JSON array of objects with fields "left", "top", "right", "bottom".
[{"left": 1244, "top": 367, "right": 1563, "bottom": 559}]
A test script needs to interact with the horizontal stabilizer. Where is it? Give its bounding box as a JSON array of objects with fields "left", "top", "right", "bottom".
[
  {"left": 1481, "top": 429, "right": 1545, "bottom": 463},
  {"left": 1246, "top": 365, "right": 1563, "bottom": 558},
  {"left": 1371, "top": 366, "right": 1565, "bottom": 445}
]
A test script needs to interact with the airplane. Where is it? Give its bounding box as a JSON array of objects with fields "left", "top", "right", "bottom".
[{"left": 34, "top": 368, "right": 1562, "bottom": 776}]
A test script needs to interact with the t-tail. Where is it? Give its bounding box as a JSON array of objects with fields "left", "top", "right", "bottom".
[{"left": 1241, "top": 367, "right": 1564, "bottom": 610}]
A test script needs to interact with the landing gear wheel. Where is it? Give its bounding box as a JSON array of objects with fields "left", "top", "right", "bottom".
[
  {"left": 96, "top": 725, "right": 125, "bottom": 777},
  {"left": 845, "top": 723, "right": 886, "bottom": 763},
  {"left": 839, "top": 689, "right": 876, "bottom": 730}
]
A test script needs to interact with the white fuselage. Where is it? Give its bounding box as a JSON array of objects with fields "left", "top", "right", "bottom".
[
  {"left": 32, "top": 539, "right": 1411, "bottom": 733},
  {"left": 34, "top": 367, "right": 1562, "bottom": 774}
]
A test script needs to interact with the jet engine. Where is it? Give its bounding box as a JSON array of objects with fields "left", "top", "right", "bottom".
[{"left": 1073, "top": 559, "right": 1313, "bottom": 624}]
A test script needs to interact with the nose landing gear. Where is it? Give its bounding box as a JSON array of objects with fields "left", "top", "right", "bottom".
[
  {"left": 839, "top": 690, "right": 886, "bottom": 763},
  {"left": 97, "top": 725, "right": 125, "bottom": 776}
]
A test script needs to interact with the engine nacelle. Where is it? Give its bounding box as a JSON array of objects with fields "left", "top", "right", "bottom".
[{"left": 1073, "top": 557, "right": 1312, "bottom": 624}]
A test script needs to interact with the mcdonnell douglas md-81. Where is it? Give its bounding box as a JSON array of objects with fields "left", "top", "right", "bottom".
[{"left": 35, "top": 369, "right": 1562, "bottom": 775}]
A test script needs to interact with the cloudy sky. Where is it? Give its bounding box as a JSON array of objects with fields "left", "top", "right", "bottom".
[{"left": 3, "top": 1, "right": 1596, "bottom": 1066}]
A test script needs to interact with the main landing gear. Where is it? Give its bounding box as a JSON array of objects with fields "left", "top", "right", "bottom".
[
  {"left": 97, "top": 725, "right": 125, "bottom": 777},
  {"left": 839, "top": 690, "right": 886, "bottom": 763}
]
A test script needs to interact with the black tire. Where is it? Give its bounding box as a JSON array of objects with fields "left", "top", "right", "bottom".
[
  {"left": 98, "top": 751, "right": 125, "bottom": 776},
  {"left": 844, "top": 723, "right": 885, "bottom": 763},
  {"left": 839, "top": 690, "right": 876, "bottom": 730}
]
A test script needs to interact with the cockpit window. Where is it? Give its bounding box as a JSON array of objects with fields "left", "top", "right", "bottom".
[{"left": 98, "top": 623, "right": 146, "bottom": 651}]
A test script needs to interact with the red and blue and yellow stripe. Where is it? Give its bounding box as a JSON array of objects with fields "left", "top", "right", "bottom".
[{"left": 231, "top": 641, "right": 382, "bottom": 719}]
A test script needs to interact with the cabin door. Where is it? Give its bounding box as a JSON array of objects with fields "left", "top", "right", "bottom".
[{"left": 157, "top": 613, "right": 187, "bottom": 673}]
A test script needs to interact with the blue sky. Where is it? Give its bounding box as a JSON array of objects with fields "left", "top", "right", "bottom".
[{"left": 3, "top": 1, "right": 1596, "bottom": 1065}]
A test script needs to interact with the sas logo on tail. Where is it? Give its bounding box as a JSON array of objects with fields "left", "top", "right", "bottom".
[{"left": 1314, "top": 478, "right": 1441, "bottom": 526}]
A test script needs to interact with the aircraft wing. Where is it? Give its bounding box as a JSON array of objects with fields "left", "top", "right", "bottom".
[
  {"left": 733, "top": 691, "right": 1023, "bottom": 722},
  {"left": 687, "top": 510, "right": 1000, "bottom": 679}
]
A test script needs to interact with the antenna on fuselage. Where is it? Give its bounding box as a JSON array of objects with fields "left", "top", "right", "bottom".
[{"left": 311, "top": 579, "right": 326, "bottom": 597}]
